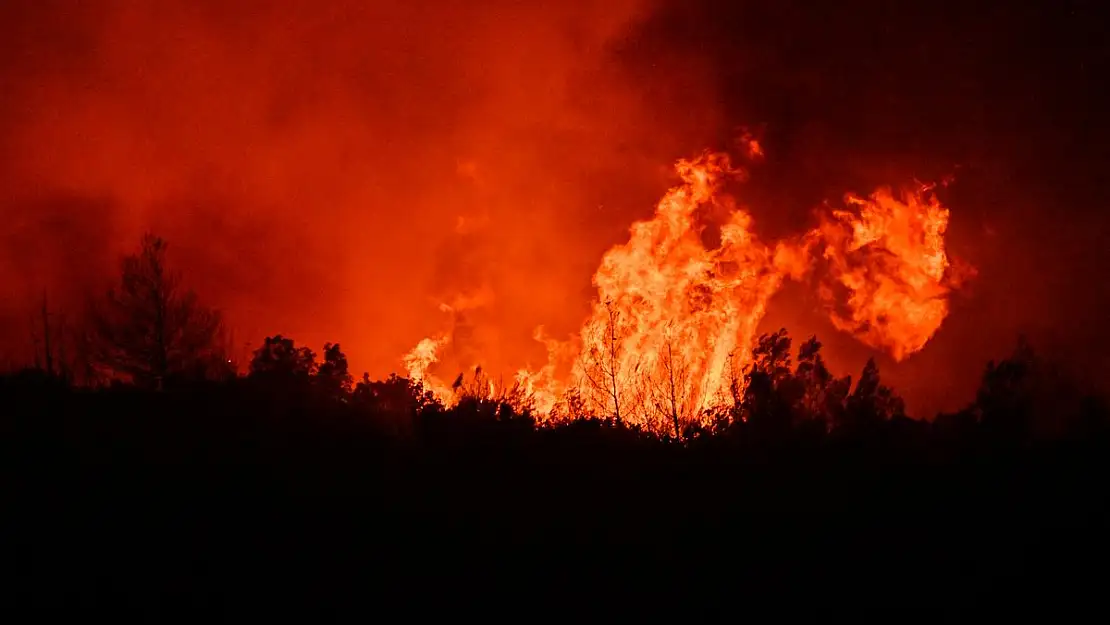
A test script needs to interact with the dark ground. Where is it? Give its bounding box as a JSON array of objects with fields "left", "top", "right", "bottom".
[{"left": 4, "top": 369, "right": 1109, "bottom": 623}]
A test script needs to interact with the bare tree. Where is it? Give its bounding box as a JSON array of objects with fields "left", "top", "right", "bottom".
[
  {"left": 583, "top": 301, "right": 626, "bottom": 423},
  {"left": 700, "top": 347, "right": 745, "bottom": 430},
  {"left": 86, "top": 234, "right": 227, "bottom": 389},
  {"left": 605, "top": 303, "right": 622, "bottom": 423},
  {"left": 649, "top": 333, "right": 690, "bottom": 440}
]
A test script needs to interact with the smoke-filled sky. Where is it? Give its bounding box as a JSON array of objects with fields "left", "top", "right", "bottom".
[{"left": 2, "top": 0, "right": 1107, "bottom": 415}]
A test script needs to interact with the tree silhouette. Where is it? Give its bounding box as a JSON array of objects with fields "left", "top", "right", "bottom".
[
  {"left": 842, "top": 357, "right": 905, "bottom": 430},
  {"left": 316, "top": 342, "right": 353, "bottom": 398},
  {"left": 5, "top": 320, "right": 1110, "bottom": 622},
  {"left": 794, "top": 336, "right": 851, "bottom": 431},
  {"left": 732, "top": 331, "right": 855, "bottom": 438},
  {"left": 582, "top": 301, "right": 628, "bottom": 423},
  {"left": 974, "top": 336, "right": 1051, "bottom": 443},
  {"left": 741, "top": 329, "right": 796, "bottom": 436},
  {"left": 353, "top": 372, "right": 438, "bottom": 414},
  {"left": 249, "top": 335, "right": 317, "bottom": 379},
  {"left": 650, "top": 335, "right": 690, "bottom": 439},
  {"left": 85, "top": 234, "right": 227, "bottom": 389}
]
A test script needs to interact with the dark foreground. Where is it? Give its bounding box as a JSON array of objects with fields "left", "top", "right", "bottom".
[{"left": 4, "top": 375, "right": 1109, "bottom": 622}]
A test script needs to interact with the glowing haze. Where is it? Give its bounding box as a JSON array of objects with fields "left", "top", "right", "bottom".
[
  {"left": 0, "top": 0, "right": 691, "bottom": 371},
  {"left": 5, "top": 1, "right": 1107, "bottom": 416}
]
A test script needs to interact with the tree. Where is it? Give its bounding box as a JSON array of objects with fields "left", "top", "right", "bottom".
[
  {"left": 794, "top": 336, "right": 850, "bottom": 430},
  {"left": 973, "top": 337, "right": 1071, "bottom": 442},
  {"left": 647, "top": 332, "right": 690, "bottom": 440},
  {"left": 741, "top": 329, "right": 796, "bottom": 435},
  {"left": 316, "top": 342, "right": 353, "bottom": 397},
  {"left": 353, "top": 372, "right": 439, "bottom": 414},
  {"left": 352, "top": 372, "right": 441, "bottom": 438},
  {"left": 602, "top": 302, "right": 623, "bottom": 423},
  {"left": 842, "top": 357, "right": 904, "bottom": 430},
  {"left": 86, "top": 234, "right": 227, "bottom": 388},
  {"left": 249, "top": 335, "right": 317, "bottom": 379},
  {"left": 582, "top": 301, "right": 628, "bottom": 424}
]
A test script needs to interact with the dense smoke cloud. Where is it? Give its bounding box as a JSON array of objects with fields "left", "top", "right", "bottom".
[
  {"left": 0, "top": 0, "right": 705, "bottom": 373},
  {"left": 2, "top": 0, "right": 1107, "bottom": 414}
]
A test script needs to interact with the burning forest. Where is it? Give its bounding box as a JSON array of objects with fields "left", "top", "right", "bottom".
[
  {"left": 4, "top": 1, "right": 1110, "bottom": 621},
  {"left": 405, "top": 140, "right": 973, "bottom": 431}
]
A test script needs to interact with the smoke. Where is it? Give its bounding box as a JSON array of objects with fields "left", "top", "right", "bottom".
[
  {"left": 0, "top": 0, "right": 714, "bottom": 374},
  {"left": 3, "top": 0, "right": 1108, "bottom": 415}
]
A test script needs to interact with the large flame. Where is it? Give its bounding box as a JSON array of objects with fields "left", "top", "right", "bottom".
[
  {"left": 405, "top": 146, "right": 969, "bottom": 429},
  {"left": 555, "top": 152, "right": 797, "bottom": 427},
  {"left": 815, "top": 184, "right": 968, "bottom": 361},
  {"left": 403, "top": 335, "right": 454, "bottom": 400}
]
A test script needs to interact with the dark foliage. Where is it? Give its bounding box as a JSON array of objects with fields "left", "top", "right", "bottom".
[
  {"left": 83, "top": 234, "right": 230, "bottom": 388},
  {"left": 4, "top": 327, "right": 1109, "bottom": 622},
  {"left": 5, "top": 239, "right": 1109, "bottom": 621},
  {"left": 248, "top": 334, "right": 318, "bottom": 380}
]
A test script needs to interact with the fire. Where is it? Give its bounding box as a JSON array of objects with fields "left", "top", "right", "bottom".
[
  {"left": 559, "top": 152, "right": 788, "bottom": 430},
  {"left": 403, "top": 335, "right": 454, "bottom": 400},
  {"left": 815, "top": 184, "right": 968, "bottom": 361},
  {"left": 404, "top": 145, "right": 970, "bottom": 430}
]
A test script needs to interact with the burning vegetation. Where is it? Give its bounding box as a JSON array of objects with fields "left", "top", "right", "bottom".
[{"left": 406, "top": 141, "right": 972, "bottom": 431}]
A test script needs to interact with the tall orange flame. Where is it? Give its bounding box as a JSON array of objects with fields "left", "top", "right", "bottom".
[
  {"left": 405, "top": 146, "right": 970, "bottom": 429},
  {"left": 403, "top": 335, "right": 454, "bottom": 400}
]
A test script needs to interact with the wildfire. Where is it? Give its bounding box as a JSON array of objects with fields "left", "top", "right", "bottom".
[
  {"left": 557, "top": 152, "right": 789, "bottom": 430},
  {"left": 403, "top": 335, "right": 454, "bottom": 400},
  {"left": 815, "top": 184, "right": 968, "bottom": 361},
  {"left": 404, "top": 144, "right": 970, "bottom": 430}
]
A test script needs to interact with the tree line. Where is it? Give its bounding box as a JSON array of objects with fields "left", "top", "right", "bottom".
[
  {"left": 14, "top": 232, "right": 1107, "bottom": 447},
  {"left": 6, "top": 233, "right": 1110, "bottom": 621}
]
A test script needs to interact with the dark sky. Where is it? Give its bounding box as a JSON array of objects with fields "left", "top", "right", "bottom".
[
  {"left": 1, "top": 0, "right": 1107, "bottom": 414},
  {"left": 615, "top": 0, "right": 1110, "bottom": 413}
]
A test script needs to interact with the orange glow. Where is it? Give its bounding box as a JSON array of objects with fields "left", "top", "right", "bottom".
[
  {"left": 0, "top": 0, "right": 675, "bottom": 380},
  {"left": 405, "top": 145, "right": 973, "bottom": 429}
]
